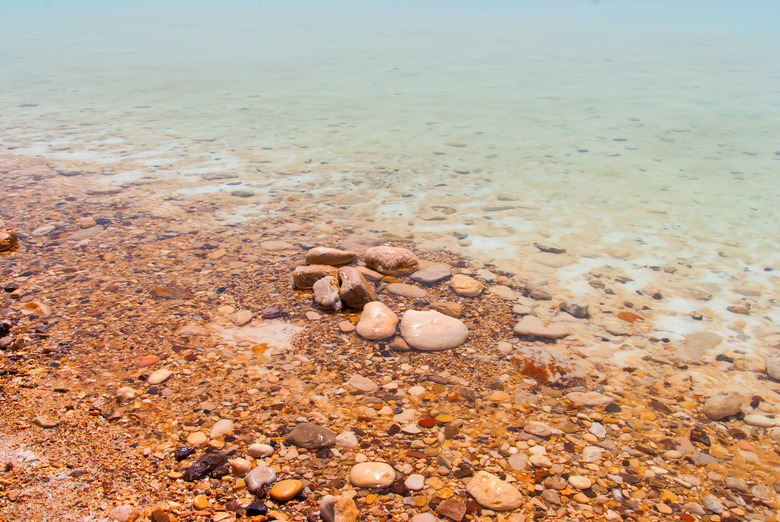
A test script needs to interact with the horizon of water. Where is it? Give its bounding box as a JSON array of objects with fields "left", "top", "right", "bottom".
[{"left": 1, "top": 0, "right": 779, "bottom": 358}]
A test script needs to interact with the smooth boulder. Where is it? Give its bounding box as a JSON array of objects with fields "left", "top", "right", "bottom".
[
  {"left": 364, "top": 246, "right": 418, "bottom": 275},
  {"left": 356, "top": 301, "right": 398, "bottom": 340},
  {"left": 703, "top": 391, "right": 743, "bottom": 421},
  {"left": 306, "top": 246, "right": 357, "bottom": 266},
  {"left": 293, "top": 265, "right": 339, "bottom": 289},
  {"left": 349, "top": 462, "right": 396, "bottom": 488},
  {"left": 513, "top": 315, "right": 570, "bottom": 339},
  {"left": 400, "top": 310, "right": 469, "bottom": 351}
]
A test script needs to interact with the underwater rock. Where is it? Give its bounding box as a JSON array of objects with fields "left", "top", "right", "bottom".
[
  {"left": 560, "top": 301, "right": 589, "bottom": 318},
  {"left": 702, "top": 391, "right": 743, "bottom": 420},
  {"left": 285, "top": 422, "right": 337, "bottom": 449},
  {"left": 510, "top": 346, "right": 585, "bottom": 388},
  {"left": 513, "top": 315, "right": 570, "bottom": 339},
  {"left": 466, "top": 471, "right": 524, "bottom": 511},
  {"left": 411, "top": 264, "right": 452, "bottom": 283},
  {"left": 766, "top": 356, "right": 780, "bottom": 380}
]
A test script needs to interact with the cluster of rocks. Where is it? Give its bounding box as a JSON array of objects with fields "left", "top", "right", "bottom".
[{"left": 293, "top": 245, "right": 470, "bottom": 351}]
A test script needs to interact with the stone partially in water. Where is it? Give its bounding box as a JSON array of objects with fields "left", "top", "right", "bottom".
[
  {"left": 702, "top": 391, "right": 743, "bottom": 421},
  {"left": 305, "top": 246, "right": 358, "bottom": 266},
  {"left": 411, "top": 264, "right": 452, "bottom": 283},
  {"left": 313, "top": 275, "right": 342, "bottom": 311},
  {"left": 292, "top": 265, "right": 339, "bottom": 289},
  {"left": 560, "top": 301, "right": 589, "bottom": 318},
  {"left": 400, "top": 310, "right": 469, "bottom": 351},
  {"left": 513, "top": 315, "right": 570, "bottom": 339},
  {"left": 450, "top": 274, "right": 484, "bottom": 297},
  {"left": 364, "top": 246, "right": 419, "bottom": 275},
  {"left": 349, "top": 462, "right": 396, "bottom": 488},
  {"left": 465, "top": 471, "right": 524, "bottom": 511},
  {"left": 356, "top": 301, "right": 398, "bottom": 340},
  {"left": 338, "top": 267, "right": 376, "bottom": 309},
  {"left": 386, "top": 283, "right": 427, "bottom": 298},
  {"left": 285, "top": 422, "right": 337, "bottom": 449},
  {"left": 510, "top": 346, "right": 585, "bottom": 388}
]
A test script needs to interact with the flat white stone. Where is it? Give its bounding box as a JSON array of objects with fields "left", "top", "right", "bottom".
[{"left": 400, "top": 310, "right": 469, "bottom": 351}]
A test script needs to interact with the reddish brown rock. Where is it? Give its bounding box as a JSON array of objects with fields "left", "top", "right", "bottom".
[
  {"left": 293, "top": 265, "right": 339, "bottom": 289},
  {"left": 510, "top": 345, "right": 585, "bottom": 388},
  {"left": 305, "top": 246, "right": 358, "bottom": 266},
  {"left": 338, "top": 267, "right": 376, "bottom": 309}
]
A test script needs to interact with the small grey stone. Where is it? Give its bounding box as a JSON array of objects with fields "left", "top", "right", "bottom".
[
  {"left": 692, "top": 451, "right": 721, "bottom": 466},
  {"left": 725, "top": 476, "right": 749, "bottom": 493},
  {"left": 231, "top": 190, "right": 254, "bottom": 197},
  {"left": 411, "top": 264, "right": 452, "bottom": 283},
  {"left": 702, "top": 494, "right": 724, "bottom": 514},
  {"left": 560, "top": 301, "right": 589, "bottom": 318}
]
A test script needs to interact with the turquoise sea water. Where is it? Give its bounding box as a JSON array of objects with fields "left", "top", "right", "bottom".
[{"left": 1, "top": 1, "right": 779, "bottom": 361}]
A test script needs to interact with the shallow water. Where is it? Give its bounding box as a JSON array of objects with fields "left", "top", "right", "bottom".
[{"left": 1, "top": 0, "right": 779, "bottom": 352}]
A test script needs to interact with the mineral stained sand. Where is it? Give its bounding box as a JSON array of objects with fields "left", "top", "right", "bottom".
[{"left": 1, "top": 1, "right": 779, "bottom": 521}]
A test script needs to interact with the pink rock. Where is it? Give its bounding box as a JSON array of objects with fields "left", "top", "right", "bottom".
[
  {"left": 305, "top": 247, "right": 358, "bottom": 266},
  {"left": 400, "top": 310, "right": 469, "bottom": 351},
  {"left": 356, "top": 302, "right": 398, "bottom": 340},
  {"left": 513, "top": 315, "right": 570, "bottom": 339},
  {"left": 364, "top": 246, "right": 419, "bottom": 275}
]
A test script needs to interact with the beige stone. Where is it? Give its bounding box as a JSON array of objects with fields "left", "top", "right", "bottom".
[
  {"left": 305, "top": 246, "right": 358, "bottom": 266},
  {"left": 338, "top": 267, "right": 376, "bottom": 309},
  {"left": 450, "top": 274, "right": 484, "bottom": 297},
  {"left": 356, "top": 302, "right": 398, "bottom": 340},
  {"left": 466, "top": 471, "right": 524, "bottom": 511},
  {"left": 292, "top": 265, "right": 339, "bottom": 289}
]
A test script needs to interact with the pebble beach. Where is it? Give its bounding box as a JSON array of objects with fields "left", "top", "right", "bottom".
[{"left": 1, "top": 1, "right": 780, "bottom": 520}]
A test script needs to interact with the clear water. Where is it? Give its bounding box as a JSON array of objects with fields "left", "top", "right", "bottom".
[{"left": 1, "top": 0, "right": 779, "bottom": 351}]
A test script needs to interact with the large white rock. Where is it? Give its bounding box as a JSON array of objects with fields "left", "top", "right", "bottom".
[
  {"left": 349, "top": 462, "right": 396, "bottom": 488},
  {"left": 400, "top": 310, "right": 469, "bottom": 351},
  {"left": 466, "top": 471, "right": 524, "bottom": 511},
  {"left": 356, "top": 302, "right": 398, "bottom": 340}
]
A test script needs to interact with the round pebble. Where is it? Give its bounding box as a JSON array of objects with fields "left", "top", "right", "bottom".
[
  {"left": 193, "top": 494, "right": 209, "bottom": 510},
  {"left": 568, "top": 476, "right": 592, "bottom": 490},
  {"left": 404, "top": 473, "right": 425, "bottom": 491},
  {"left": 269, "top": 479, "right": 304, "bottom": 501},
  {"left": 349, "top": 462, "right": 396, "bottom": 488}
]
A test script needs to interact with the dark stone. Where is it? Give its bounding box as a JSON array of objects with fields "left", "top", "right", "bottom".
[
  {"left": 715, "top": 353, "right": 734, "bottom": 363},
  {"left": 173, "top": 446, "right": 195, "bottom": 462},
  {"left": 690, "top": 428, "right": 710, "bottom": 447},
  {"left": 387, "top": 424, "right": 401, "bottom": 436},
  {"left": 245, "top": 502, "right": 268, "bottom": 517},
  {"left": 436, "top": 497, "right": 467, "bottom": 521},
  {"left": 0, "top": 321, "right": 10, "bottom": 337},
  {"left": 605, "top": 402, "right": 622, "bottom": 413},
  {"left": 182, "top": 451, "right": 228, "bottom": 482},
  {"left": 649, "top": 399, "right": 672, "bottom": 414}
]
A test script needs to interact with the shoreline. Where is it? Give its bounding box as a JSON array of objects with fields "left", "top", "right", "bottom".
[{"left": 1, "top": 153, "right": 778, "bottom": 520}]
